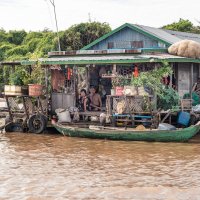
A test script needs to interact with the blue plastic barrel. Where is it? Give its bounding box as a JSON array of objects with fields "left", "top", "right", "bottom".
[{"left": 177, "top": 111, "right": 190, "bottom": 126}]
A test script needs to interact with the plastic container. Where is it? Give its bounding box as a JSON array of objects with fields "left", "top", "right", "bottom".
[
  {"left": 158, "top": 123, "right": 176, "bottom": 130},
  {"left": 177, "top": 111, "right": 190, "bottom": 126},
  {"left": 115, "top": 86, "right": 124, "bottom": 96},
  {"left": 4, "top": 85, "right": 22, "bottom": 96},
  {"left": 111, "top": 89, "right": 115, "bottom": 96},
  {"left": 28, "top": 84, "right": 43, "bottom": 96}
]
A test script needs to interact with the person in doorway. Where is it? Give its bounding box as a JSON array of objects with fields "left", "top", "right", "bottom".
[
  {"left": 78, "top": 89, "right": 90, "bottom": 112},
  {"left": 89, "top": 86, "right": 102, "bottom": 111}
]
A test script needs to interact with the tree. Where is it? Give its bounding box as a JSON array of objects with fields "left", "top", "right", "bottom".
[
  {"left": 7, "top": 30, "right": 27, "bottom": 45},
  {"left": 60, "top": 21, "right": 111, "bottom": 50},
  {"left": 162, "top": 18, "right": 200, "bottom": 34}
]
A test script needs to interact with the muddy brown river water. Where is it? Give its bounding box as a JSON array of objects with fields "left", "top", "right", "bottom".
[{"left": 0, "top": 131, "right": 200, "bottom": 200}]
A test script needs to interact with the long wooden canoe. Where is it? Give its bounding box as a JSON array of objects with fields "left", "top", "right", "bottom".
[{"left": 53, "top": 122, "right": 200, "bottom": 142}]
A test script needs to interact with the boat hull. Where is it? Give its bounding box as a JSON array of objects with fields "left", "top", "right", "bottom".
[{"left": 53, "top": 123, "right": 200, "bottom": 142}]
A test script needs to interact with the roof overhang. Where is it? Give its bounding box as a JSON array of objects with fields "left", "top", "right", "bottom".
[
  {"left": 0, "top": 61, "right": 22, "bottom": 66},
  {"left": 21, "top": 53, "right": 200, "bottom": 66}
]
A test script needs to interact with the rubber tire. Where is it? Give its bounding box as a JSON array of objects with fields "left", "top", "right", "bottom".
[
  {"left": 5, "top": 123, "right": 24, "bottom": 133},
  {"left": 5, "top": 122, "right": 12, "bottom": 132},
  {"left": 41, "top": 114, "right": 48, "bottom": 127},
  {"left": 28, "top": 114, "right": 46, "bottom": 134}
]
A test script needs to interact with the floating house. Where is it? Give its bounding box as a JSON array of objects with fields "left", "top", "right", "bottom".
[
  {"left": 1, "top": 23, "right": 200, "bottom": 134},
  {"left": 5, "top": 23, "right": 200, "bottom": 111}
]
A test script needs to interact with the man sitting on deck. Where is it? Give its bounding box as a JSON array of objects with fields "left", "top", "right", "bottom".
[{"left": 89, "top": 86, "right": 102, "bottom": 111}]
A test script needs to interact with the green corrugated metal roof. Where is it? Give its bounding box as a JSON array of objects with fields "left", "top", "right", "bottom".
[{"left": 20, "top": 54, "right": 200, "bottom": 66}]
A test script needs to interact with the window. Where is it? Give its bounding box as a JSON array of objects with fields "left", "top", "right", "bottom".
[
  {"left": 131, "top": 41, "right": 143, "bottom": 49},
  {"left": 108, "top": 42, "right": 114, "bottom": 49}
]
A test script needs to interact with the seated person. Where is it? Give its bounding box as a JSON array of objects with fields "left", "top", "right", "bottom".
[
  {"left": 89, "top": 86, "right": 102, "bottom": 111},
  {"left": 78, "top": 89, "right": 90, "bottom": 112}
]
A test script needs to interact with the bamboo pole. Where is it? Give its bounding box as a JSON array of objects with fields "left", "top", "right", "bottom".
[{"left": 190, "top": 63, "right": 194, "bottom": 98}]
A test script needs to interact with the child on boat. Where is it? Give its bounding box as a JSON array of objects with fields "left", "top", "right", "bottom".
[{"left": 78, "top": 89, "right": 91, "bottom": 112}]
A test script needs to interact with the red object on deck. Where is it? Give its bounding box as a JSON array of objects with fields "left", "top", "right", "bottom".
[
  {"left": 67, "top": 68, "right": 71, "bottom": 80},
  {"left": 67, "top": 68, "right": 73, "bottom": 80},
  {"left": 134, "top": 66, "right": 139, "bottom": 77}
]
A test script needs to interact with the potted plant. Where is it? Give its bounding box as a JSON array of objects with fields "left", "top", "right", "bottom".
[
  {"left": 111, "top": 75, "right": 129, "bottom": 96},
  {"left": 26, "top": 62, "right": 45, "bottom": 97},
  {"left": 6, "top": 68, "right": 29, "bottom": 95}
]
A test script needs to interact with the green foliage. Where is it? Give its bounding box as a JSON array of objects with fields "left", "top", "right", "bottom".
[
  {"left": 29, "top": 64, "right": 45, "bottom": 85},
  {"left": 157, "top": 86, "right": 180, "bottom": 110},
  {"left": 60, "top": 21, "right": 111, "bottom": 50},
  {"left": 183, "top": 92, "right": 200, "bottom": 106},
  {"left": 0, "top": 67, "right": 3, "bottom": 84},
  {"left": 162, "top": 18, "right": 200, "bottom": 34},
  {"left": 6, "top": 45, "right": 28, "bottom": 58},
  {"left": 2, "top": 66, "right": 10, "bottom": 85},
  {"left": 8, "top": 30, "right": 27, "bottom": 45},
  {"left": 0, "top": 21, "right": 111, "bottom": 62},
  {"left": 131, "top": 61, "right": 173, "bottom": 94},
  {"left": 0, "top": 21, "right": 111, "bottom": 87},
  {"left": 130, "top": 62, "right": 180, "bottom": 110},
  {"left": 0, "top": 43, "right": 15, "bottom": 60},
  {"left": 23, "top": 31, "right": 44, "bottom": 44},
  {"left": 9, "top": 67, "right": 29, "bottom": 86},
  {"left": 0, "top": 29, "right": 8, "bottom": 42},
  {"left": 26, "top": 38, "right": 42, "bottom": 52},
  {"left": 111, "top": 75, "right": 130, "bottom": 87}
]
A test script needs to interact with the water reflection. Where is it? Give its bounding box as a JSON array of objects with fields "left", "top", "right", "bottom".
[{"left": 0, "top": 132, "right": 200, "bottom": 199}]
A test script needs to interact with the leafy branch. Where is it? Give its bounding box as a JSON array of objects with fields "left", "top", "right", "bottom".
[{"left": 131, "top": 61, "right": 173, "bottom": 95}]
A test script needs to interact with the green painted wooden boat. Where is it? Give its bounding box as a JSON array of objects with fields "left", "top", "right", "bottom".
[{"left": 53, "top": 122, "right": 200, "bottom": 142}]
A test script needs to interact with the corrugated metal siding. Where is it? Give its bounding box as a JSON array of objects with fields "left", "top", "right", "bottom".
[{"left": 89, "top": 27, "right": 160, "bottom": 50}]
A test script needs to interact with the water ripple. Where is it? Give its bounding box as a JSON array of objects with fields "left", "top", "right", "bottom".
[{"left": 0, "top": 132, "right": 200, "bottom": 199}]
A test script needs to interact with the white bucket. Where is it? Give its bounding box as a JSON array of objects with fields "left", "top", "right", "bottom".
[{"left": 4, "top": 85, "right": 22, "bottom": 96}]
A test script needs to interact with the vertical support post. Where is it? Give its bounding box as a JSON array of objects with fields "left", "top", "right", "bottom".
[
  {"left": 45, "top": 66, "right": 48, "bottom": 95},
  {"left": 169, "top": 63, "right": 173, "bottom": 88},
  {"left": 3, "top": 66, "right": 7, "bottom": 84},
  {"left": 190, "top": 63, "right": 194, "bottom": 98},
  {"left": 153, "top": 63, "right": 158, "bottom": 110},
  {"left": 11, "top": 65, "right": 15, "bottom": 74},
  {"left": 177, "top": 63, "right": 180, "bottom": 94},
  {"left": 86, "top": 65, "right": 90, "bottom": 92},
  {"left": 198, "top": 63, "right": 200, "bottom": 78},
  {"left": 44, "top": 66, "right": 49, "bottom": 116},
  {"left": 22, "top": 96, "right": 29, "bottom": 120},
  {"left": 38, "top": 96, "right": 44, "bottom": 115},
  {"left": 73, "top": 65, "right": 78, "bottom": 107},
  {"left": 49, "top": 0, "right": 61, "bottom": 51},
  {"left": 112, "top": 64, "right": 117, "bottom": 75},
  {"left": 5, "top": 96, "right": 13, "bottom": 121}
]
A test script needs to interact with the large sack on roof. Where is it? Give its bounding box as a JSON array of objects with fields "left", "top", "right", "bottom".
[{"left": 168, "top": 40, "right": 200, "bottom": 59}]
